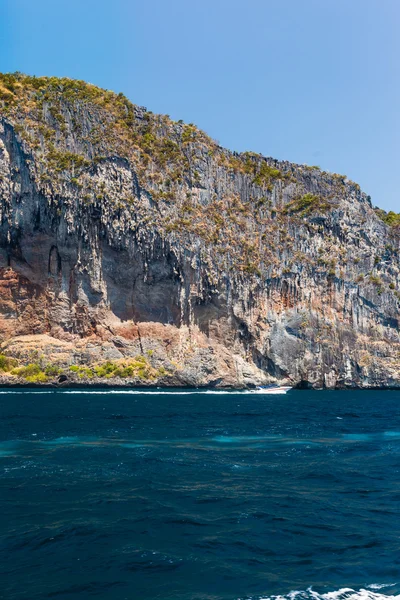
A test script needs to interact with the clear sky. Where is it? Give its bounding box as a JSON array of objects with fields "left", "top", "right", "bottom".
[{"left": 1, "top": 0, "right": 399, "bottom": 211}]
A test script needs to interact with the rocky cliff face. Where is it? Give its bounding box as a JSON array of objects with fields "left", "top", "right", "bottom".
[{"left": 0, "top": 73, "right": 398, "bottom": 388}]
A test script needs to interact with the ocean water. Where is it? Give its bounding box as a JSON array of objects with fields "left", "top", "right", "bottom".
[{"left": 0, "top": 389, "right": 400, "bottom": 600}]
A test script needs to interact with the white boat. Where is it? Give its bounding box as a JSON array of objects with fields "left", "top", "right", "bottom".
[{"left": 253, "top": 386, "right": 292, "bottom": 394}]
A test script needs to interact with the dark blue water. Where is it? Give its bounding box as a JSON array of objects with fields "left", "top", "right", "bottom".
[{"left": 1, "top": 389, "right": 400, "bottom": 600}]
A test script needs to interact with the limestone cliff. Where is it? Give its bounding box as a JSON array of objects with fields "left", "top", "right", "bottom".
[{"left": 0, "top": 73, "right": 398, "bottom": 388}]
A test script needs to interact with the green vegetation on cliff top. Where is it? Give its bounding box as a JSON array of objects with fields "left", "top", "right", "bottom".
[{"left": 0, "top": 71, "right": 354, "bottom": 201}]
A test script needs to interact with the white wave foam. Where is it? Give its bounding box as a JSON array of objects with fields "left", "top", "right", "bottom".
[
  {"left": 63, "top": 390, "right": 195, "bottom": 395},
  {"left": 367, "top": 585, "right": 397, "bottom": 591},
  {"left": 0, "top": 389, "right": 193, "bottom": 395},
  {"left": 0, "top": 390, "right": 52, "bottom": 394},
  {"left": 0, "top": 388, "right": 286, "bottom": 396},
  {"left": 245, "top": 587, "right": 400, "bottom": 600},
  {"left": 61, "top": 389, "right": 270, "bottom": 395}
]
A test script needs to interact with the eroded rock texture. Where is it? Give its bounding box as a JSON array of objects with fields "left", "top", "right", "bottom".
[{"left": 0, "top": 73, "right": 398, "bottom": 387}]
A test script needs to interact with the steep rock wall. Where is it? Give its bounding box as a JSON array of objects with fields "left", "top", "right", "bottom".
[{"left": 0, "top": 74, "right": 398, "bottom": 387}]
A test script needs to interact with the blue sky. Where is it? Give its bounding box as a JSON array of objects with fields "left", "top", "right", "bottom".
[{"left": 1, "top": 0, "right": 399, "bottom": 211}]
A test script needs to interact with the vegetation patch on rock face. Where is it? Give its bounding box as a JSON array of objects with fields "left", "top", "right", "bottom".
[
  {"left": 69, "top": 357, "right": 169, "bottom": 381},
  {"left": 0, "top": 354, "right": 18, "bottom": 372},
  {"left": 46, "top": 147, "right": 90, "bottom": 174},
  {"left": 283, "top": 193, "right": 334, "bottom": 217},
  {"left": 11, "top": 363, "right": 48, "bottom": 383},
  {"left": 375, "top": 209, "right": 400, "bottom": 228},
  {"left": 0, "top": 351, "right": 170, "bottom": 384},
  {"left": 225, "top": 153, "right": 283, "bottom": 189}
]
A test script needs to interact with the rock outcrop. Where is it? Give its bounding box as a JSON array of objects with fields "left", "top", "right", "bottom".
[{"left": 0, "top": 73, "right": 398, "bottom": 388}]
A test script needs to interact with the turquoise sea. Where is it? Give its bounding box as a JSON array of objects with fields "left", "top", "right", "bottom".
[{"left": 1, "top": 388, "right": 400, "bottom": 600}]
